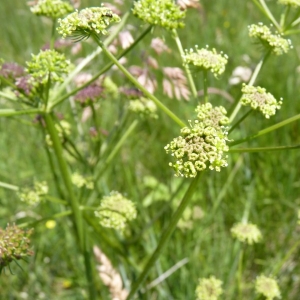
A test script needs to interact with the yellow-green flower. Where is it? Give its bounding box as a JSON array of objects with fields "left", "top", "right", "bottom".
[
  {"left": 26, "top": 49, "right": 71, "bottom": 84},
  {"left": 57, "top": 7, "right": 121, "bottom": 39},
  {"left": 132, "top": 0, "right": 186, "bottom": 30},
  {"left": 183, "top": 46, "right": 228, "bottom": 77},
  {"left": 128, "top": 97, "right": 158, "bottom": 119},
  {"left": 95, "top": 191, "right": 137, "bottom": 231},
  {"left": 231, "top": 222, "right": 262, "bottom": 245},
  {"left": 241, "top": 84, "right": 282, "bottom": 118},
  {"left": 30, "top": 0, "right": 74, "bottom": 19},
  {"left": 255, "top": 275, "right": 281, "bottom": 300},
  {"left": 165, "top": 103, "right": 229, "bottom": 177},
  {"left": 248, "top": 23, "right": 292, "bottom": 55},
  {"left": 195, "top": 276, "right": 223, "bottom": 300},
  {"left": 18, "top": 181, "right": 48, "bottom": 206}
]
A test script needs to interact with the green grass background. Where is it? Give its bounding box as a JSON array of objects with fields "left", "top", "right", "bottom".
[{"left": 0, "top": 0, "right": 300, "bottom": 299}]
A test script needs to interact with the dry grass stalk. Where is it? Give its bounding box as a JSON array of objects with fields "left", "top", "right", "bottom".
[{"left": 93, "top": 246, "right": 128, "bottom": 300}]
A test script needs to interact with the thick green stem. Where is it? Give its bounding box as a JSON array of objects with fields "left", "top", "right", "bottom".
[
  {"left": 229, "top": 51, "right": 270, "bottom": 123},
  {"left": 44, "top": 113, "right": 83, "bottom": 245},
  {"left": 126, "top": 173, "right": 202, "bottom": 299},
  {"left": 50, "top": 19, "right": 57, "bottom": 49},
  {"left": 44, "top": 113, "right": 97, "bottom": 299},
  {"left": 92, "top": 35, "right": 186, "bottom": 128},
  {"left": 172, "top": 29, "right": 198, "bottom": 99}
]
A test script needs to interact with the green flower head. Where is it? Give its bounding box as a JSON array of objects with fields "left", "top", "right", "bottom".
[
  {"left": 241, "top": 84, "right": 282, "bottom": 118},
  {"left": 255, "top": 275, "right": 281, "bottom": 300},
  {"left": 231, "top": 222, "right": 262, "bottom": 245},
  {"left": 18, "top": 181, "right": 49, "bottom": 206},
  {"left": 57, "top": 6, "right": 121, "bottom": 40},
  {"left": 128, "top": 97, "right": 158, "bottom": 119},
  {"left": 132, "top": 0, "right": 186, "bottom": 30},
  {"left": 195, "top": 276, "right": 223, "bottom": 300},
  {"left": 0, "top": 224, "right": 33, "bottom": 270},
  {"left": 30, "top": 0, "right": 74, "bottom": 19},
  {"left": 183, "top": 46, "right": 228, "bottom": 77},
  {"left": 278, "top": 0, "right": 300, "bottom": 7},
  {"left": 71, "top": 172, "right": 94, "bottom": 189},
  {"left": 248, "top": 23, "right": 292, "bottom": 55},
  {"left": 26, "top": 49, "right": 71, "bottom": 85},
  {"left": 165, "top": 104, "right": 229, "bottom": 178},
  {"left": 95, "top": 191, "right": 137, "bottom": 231}
]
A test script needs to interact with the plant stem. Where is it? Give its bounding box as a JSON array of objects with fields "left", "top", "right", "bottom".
[
  {"left": 49, "top": 25, "right": 152, "bottom": 110},
  {"left": 229, "top": 144, "right": 300, "bottom": 152},
  {"left": 44, "top": 113, "right": 97, "bottom": 299},
  {"left": 203, "top": 70, "right": 208, "bottom": 103},
  {"left": 44, "top": 113, "right": 83, "bottom": 245},
  {"left": 228, "top": 109, "right": 253, "bottom": 134},
  {"left": 229, "top": 51, "right": 270, "bottom": 123},
  {"left": 126, "top": 173, "right": 202, "bottom": 299},
  {"left": 229, "top": 112, "right": 300, "bottom": 146},
  {"left": 0, "top": 108, "right": 40, "bottom": 117},
  {"left": 259, "top": 0, "right": 281, "bottom": 31},
  {"left": 0, "top": 181, "right": 19, "bottom": 191},
  {"left": 50, "top": 19, "right": 56, "bottom": 49},
  {"left": 94, "top": 119, "right": 139, "bottom": 182},
  {"left": 92, "top": 35, "right": 186, "bottom": 128},
  {"left": 172, "top": 29, "right": 198, "bottom": 99}
]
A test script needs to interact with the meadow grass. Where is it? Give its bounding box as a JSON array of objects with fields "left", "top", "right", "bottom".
[{"left": 0, "top": 0, "right": 300, "bottom": 299}]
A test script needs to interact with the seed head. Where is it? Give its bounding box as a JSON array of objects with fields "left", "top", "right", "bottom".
[
  {"left": 132, "top": 0, "right": 186, "bottom": 30},
  {"left": 26, "top": 49, "right": 71, "bottom": 85},
  {"left": 182, "top": 46, "right": 228, "bottom": 77},
  {"left": 255, "top": 275, "right": 281, "bottom": 300},
  {"left": 95, "top": 191, "right": 137, "bottom": 231},
  {"left": 241, "top": 84, "right": 282, "bottom": 118},
  {"left": 0, "top": 224, "right": 33, "bottom": 270},
  {"left": 231, "top": 222, "right": 262, "bottom": 245},
  {"left": 57, "top": 7, "right": 121, "bottom": 39},
  {"left": 165, "top": 104, "right": 229, "bottom": 177},
  {"left": 278, "top": 0, "right": 300, "bottom": 7},
  {"left": 195, "top": 276, "right": 223, "bottom": 300},
  {"left": 30, "top": 0, "right": 74, "bottom": 19},
  {"left": 248, "top": 23, "right": 292, "bottom": 55},
  {"left": 128, "top": 97, "right": 158, "bottom": 119}
]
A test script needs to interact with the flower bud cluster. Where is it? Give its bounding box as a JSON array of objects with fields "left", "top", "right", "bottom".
[
  {"left": 18, "top": 181, "right": 49, "bottom": 206},
  {"left": 195, "top": 276, "right": 223, "bottom": 300},
  {"left": 182, "top": 46, "right": 228, "bottom": 77},
  {"left": 165, "top": 103, "right": 229, "bottom": 178},
  {"left": 57, "top": 7, "right": 121, "bottom": 39},
  {"left": 248, "top": 23, "right": 292, "bottom": 55},
  {"left": 95, "top": 191, "right": 137, "bottom": 231},
  {"left": 30, "top": 0, "right": 74, "bottom": 19},
  {"left": 231, "top": 222, "right": 262, "bottom": 245},
  {"left": 241, "top": 84, "right": 282, "bottom": 118},
  {"left": 128, "top": 97, "right": 158, "bottom": 119},
  {"left": 278, "top": 0, "right": 300, "bottom": 7},
  {"left": 255, "top": 275, "right": 281, "bottom": 300},
  {"left": 71, "top": 172, "right": 94, "bottom": 189},
  {"left": 132, "top": 0, "right": 186, "bottom": 30},
  {"left": 26, "top": 49, "right": 71, "bottom": 85},
  {"left": 0, "top": 224, "right": 33, "bottom": 269}
]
